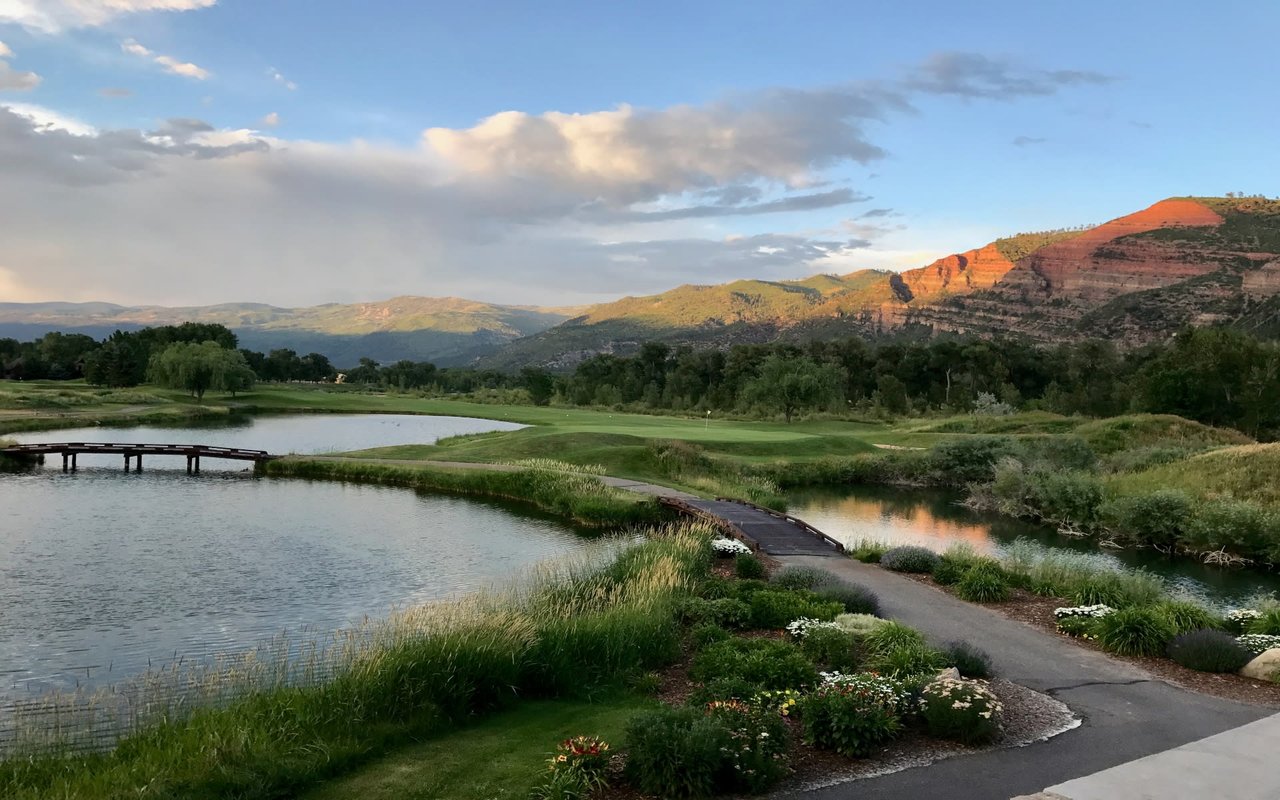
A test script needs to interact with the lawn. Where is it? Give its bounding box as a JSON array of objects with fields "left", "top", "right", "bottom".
[{"left": 304, "top": 695, "right": 655, "bottom": 800}]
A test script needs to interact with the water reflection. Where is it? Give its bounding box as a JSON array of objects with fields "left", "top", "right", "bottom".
[{"left": 788, "top": 485, "right": 1280, "bottom": 606}]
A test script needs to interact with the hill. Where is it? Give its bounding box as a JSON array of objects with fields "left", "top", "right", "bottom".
[
  {"left": 0, "top": 297, "right": 574, "bottom": 366},
  {"left": 487, "top": 196, "right": 1280, "bottom": 369}
]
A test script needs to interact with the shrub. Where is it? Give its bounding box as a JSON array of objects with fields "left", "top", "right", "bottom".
[
  {"left": 731, "top": 579, "right": 770, "bottom": 601},
  {"left": 1100, "top": 490, "right": 1193, "bottom": 550},
  {"left": 918, "top": 678, "right": 1003, "bottom": 744},
  {"left": 623, "top": 707, "right": 729, "bottom": 799},
  {"left": 800, "top": 627, "right": 860, "bottom": 671},
  {"left": 848, "top": 539, "right": 889, "bottom": 563},
  {"left": 1182, "top": 500, "right": 1280, "bottom": 559},
  {"left": 932, "top": 556, "right": 968, "bottom": 586},
  {"left": 690, "top": 623, "right": 731, "bottom": 650},
  {"left": 1029, "top": 470, "right": 1105, "bottom": 528},
  {"left": 880, "top": 545, "right": 940, "bottom": 574},
  {"left": 1056, "top": 616, "right": 1098, "bottom": 638},
  {"left": 699, "top": 575, "right": 734, "bottom": 600},
  {"left": 799, "top": 673, "right": 908, "bottom": 756},
  {"left": 702, "top": 700, "right": 790, "bottom": 794},
  {"left": 748, "top": 590, "right": 843, "bottom": 630},
  {"left": 1018, "top": 435, "right": 1097, "bottom": 471},
  {"left": 686, "top": 676, "right": 760, "bottom": 706},
  {"left": 735, "top": 553, "right": 766, "bottom": 580},
  {"left": 942, "top": 641, "right": 994, "bottom": 679},
  {"left": 1166, "top": 630, "right": 1253, "bottom": 673},
  {"left": 930, "top": 436, "right": 1019, "bottom": 485},
  {"left": 834, "top": 613, "right": 890, "bottom": 637},
  {"left": 707, "top": 598, "right": 752, "bottom": 629},
  {"left": 1153, "top": 600, "right": 1219, "bottom": 635},
  {"left": 1095, "top": 606, "right": 1177, "bottom": 657},
  {"left": 689, "top": 637, "right": 819, "bottom": 692},
  {"left": 1246, "top": 609, "right": 1280, "bottom": 636},
  {"left": 814, "top": 581, "right": 881, "bottom": 616},
  {"left": 956, "top": 564, "right": 1010, "bottom": 603},
  {"left": 772, "top": 565, "right": 834, "bottom": 591}
]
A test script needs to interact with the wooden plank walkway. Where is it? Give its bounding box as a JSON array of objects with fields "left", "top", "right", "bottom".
[
  {"left": 0, "top": 442, "right": 280, "bottom": 472},
  {"left": 662, "top": 497, "right": 844, "bottom": 557}
]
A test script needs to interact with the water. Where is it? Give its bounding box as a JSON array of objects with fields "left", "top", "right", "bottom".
[
  {"left": 0, "top": 415, "right": 598, "bottom": 705},
  {"left": 788, "top": 485, "right": 1280, "bottom": 606}
]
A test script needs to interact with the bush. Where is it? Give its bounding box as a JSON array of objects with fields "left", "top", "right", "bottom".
[
  {"left": 1018, "top": 435, "right": 1097, "bottom": 471},
  {"left": 1095, "top": 606, "right": 1177, "bottom": 657},
  {"left": 848, "top": 540, "right": 889, "bottom": 563},
  {"left": 861, "top": 622, "right": 944, "bottom": 677},
  {"left": 690, "top": 637, "right": 819, "bottom": 692},
  {"left": 731, "top": 579, "right": 770, "bottom": 601},
  {"left": 1183, "top": 500, "right": 1280, "bottom": 559},
  {"left": 814, "top": 581, "right": 881, "bottom": 616},
  {"left": 735, "top": 553, "right": 766, "bottom": 580},
  {"left": 880, "top": 545, "right": 940, "bottom": 574},
  {"left": 623, "top": 707, "right": 729, "bottom": 799},
  {"left": 702, "top": 700, "right": 790, "bottom": 794},
  {"left": 1246, "top": 608, "right": 1280, "bottom": 635},
  {"left": 932, "top": 556, "right": 968, "bottom": 586},
  {"left": 748, "top": 590, "right": 843, "bottom": 630},
  {"left": 956, "top": 564, "right": 1010, "bottom": 603},
  {"left": 1153, "top": 600, "right": 1220, "bottom": 635},
  {"left": 800, "top": 626, "right": 860, "bottom": 671},
  {"left": 1056, "top": 616, "right": 1097, "bottom": 638},
  {"left": 800, "top": 674, "right": 908, "bottom": 756},
  {"left": 1029, "top": 470, "right": 1105, "bottom": 528},
  {"left": 1100, "top": 490, "right": 1194, "bottom": 549},
  {"left": 690, "top": 623, "right": 731, "bottom": 650},
  {"left": 699, "top": 575, "right": 734, "bottom": 600},
  {"left": 930, "top": 436, "right": 1019, "bottom": 485},
  {"left": 942, "top": 641, "right": 994, "bottom": 679},
  {"left": 772, "top": 565, "right": 834, "bottom": 591},
  {"left": 834, "top": 613, "right": 890, "bottom": 637},
  {"left": 918, "top": 678, "right": 1003, "bottom": 744},
  {"left": 1166, "top": 630, "right": 1254, "bottom": 673},
  {"left": 686, "top": 676, "right": 760, "bottom": 706}
]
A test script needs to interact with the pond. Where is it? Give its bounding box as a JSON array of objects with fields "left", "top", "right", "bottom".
[
  {"left": 0, "top": 414, "right": 602, "bottom": 708},
  {"left": 787, "top": 485, "right": 1280, "bottom": 607}
]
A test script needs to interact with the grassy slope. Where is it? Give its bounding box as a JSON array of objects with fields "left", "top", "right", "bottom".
[
  {"left": 304, "top": 695, "right": 654, "bottom": 800},
  {"left": 1107, "top": 443, "right": 1280, "bottom": 506}
]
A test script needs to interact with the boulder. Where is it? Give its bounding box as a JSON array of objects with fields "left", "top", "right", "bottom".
[
  {"left": 1240, "top": 648, "right": 1280, "bottom": 682},
  {"left": 935, "top": 666, "right": 961, "bottom": 682}
]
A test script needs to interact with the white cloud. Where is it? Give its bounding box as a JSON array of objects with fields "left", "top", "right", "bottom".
[
  {"left": 267, "top": 67, "right": 296, "bottom": 91},
  {"left": 0, "top": 0, "right": 216, "bottom": 33},
  {"left": 0, "top": 41, "right": 40, "bottom": 92},
  {"left": 259, "top": 111, "right": 279, "bottom": 128},
  {"left": 0, "top": 52, "right": 1113, "bottom": 305},
  {"left": 121, "top": 39, "right": 210, "bottom": 80}
]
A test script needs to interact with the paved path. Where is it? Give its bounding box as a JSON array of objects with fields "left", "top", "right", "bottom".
[
  {"left": 1037, "top": 710, "right": 1280, "bottom": 800},
  {"left": 775, "top": 555, "right": 1274, "bottom": 800}
]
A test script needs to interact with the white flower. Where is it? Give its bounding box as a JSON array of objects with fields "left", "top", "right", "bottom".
[
  {"left": 1053, "top": 604, "right": 1115, "bottom": 619},
  {"left": 1227, "top": 609, "right": 1263, "bottom": 622},
  {"left": 711, "top": 538, "right": 752, "bottom": 555},
  {"left": 1237, "top": 634, "right": 1280, "bottom": 655}
]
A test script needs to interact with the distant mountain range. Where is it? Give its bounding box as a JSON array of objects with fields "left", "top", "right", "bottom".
[
  {"left": 0, "top": 297, "right": 575, "bottom": 366},
  {"left": 4, "top": 196, "right": 1278, "bottom": 369}
]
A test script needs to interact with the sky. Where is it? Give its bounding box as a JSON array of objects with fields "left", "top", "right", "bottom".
[{"left": 0, "top": 0, "right": 1276, "bottom": 308}]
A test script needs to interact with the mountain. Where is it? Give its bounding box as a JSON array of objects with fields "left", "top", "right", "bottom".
[
  {"left": 0, "top": 297, "right": 575, "bottom": 366},
  {"left": 487, "top": 196, "right": 1280, "bottom": 369}
]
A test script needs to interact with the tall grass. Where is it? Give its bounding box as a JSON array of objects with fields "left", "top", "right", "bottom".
[
  {"left": 264, "top": 459, "right": 664, "bottom": 527},
  {"left": 0, "top": 526, "right": 713, "bottom": 799}
]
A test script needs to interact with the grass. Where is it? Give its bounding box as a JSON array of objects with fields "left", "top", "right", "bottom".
[
  {"left": 1106, "top": 443, "right": 1280, "bottom": 508},
  {"left": 304, "top": 694, "right": 654, "bottom": 800},
  {"left": 262, "top": 458, "right": 663, "bottom": 528},
  {"left": 0, "top": 529, "right": 710, "bottom": 800}
]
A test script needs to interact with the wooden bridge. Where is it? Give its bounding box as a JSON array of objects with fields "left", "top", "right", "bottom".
[
  {"left": 659, "top": 496, "right": 845, "bottom": 557},
  {"left": 0, "top": 442, "right": 281, "bottom": 473}
]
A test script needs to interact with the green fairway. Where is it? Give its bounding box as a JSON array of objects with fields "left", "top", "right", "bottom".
[{"left": 303, "top": 695, "right": 653, "bottom": 800}]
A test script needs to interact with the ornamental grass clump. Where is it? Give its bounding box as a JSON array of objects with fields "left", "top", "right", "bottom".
[
  {"left": 955, "top": 563, "right": 1010, "bottom": 603},
  {"left": 879, "top": 545, "right": 940, "bottom": 574},
  {"left": 1153, "top": 600, "right": 1220, "bottom": 635},
  {"left": 798, "top": 627, "right": 860, "bottom": 672},
  {"left": 918, "top": 678, "right": 1003, "bottom": 744},
  {"left": 861, "top": 621, "right": 945, "bottom": 678},
  {"left": 942, "top": 641, "right": 994, "bottom": 679},
  {"left": 1245, "top": 608, "right": 1280, "bottom": 636},
  {"left": 799, "top": 673, "right": 908, "bottom": 757},
  {"left": 735, "top": 553, "right": 766, "bottom": 580},
  {"left": 1166, "top": 630, "right": 1253, "bottom": 673},
  {"left": 1094, "top": 606, "right": 1177, "bottom": 657}
]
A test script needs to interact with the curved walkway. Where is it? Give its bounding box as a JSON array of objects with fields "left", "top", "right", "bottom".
[{"left": 776, "top": 555, "right": 1275, "bottom": 800}]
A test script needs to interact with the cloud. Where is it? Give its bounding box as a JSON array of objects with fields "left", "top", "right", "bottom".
[
  {"left": 99, "top": 87, "right": 134, "bottom": 98},
  {"left": 268, "top": 67, "right": 297, "bottom": 91},
  {"left": 0, "top": 42, "right": 40, "bottom": 92},
  {"left": 260, "top": 111, "right": 280, "bottom": 128},
  {"left": 0, "top": 52, "right": 1114, "bottom": 306},
  {"left": 0, "top": 0, "right": 216, "bottom": 33},
  {"left": 1012, "top": 135, "right": 1047, "bottom": 147},
  {"left": 906, "top": 52, "right": 1112, "bottom": 99},
  {"left": 858, "top": 208, "right": 896, "bottom": 218},
  {"left": 122, "top": 39, "right": 211, "bottom": 80}
]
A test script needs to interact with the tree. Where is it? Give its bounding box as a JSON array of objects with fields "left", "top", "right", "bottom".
[
  {"left": 147, "top": 341, "right": 257, "bottom": 400},
  {"left": 742, "top": 355, "right": 844, "bottom": 422},
  {"left": 521, "top": 367, "right": 555, "bottom": 406}
]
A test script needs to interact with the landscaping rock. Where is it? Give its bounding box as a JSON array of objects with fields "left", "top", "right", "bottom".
[
  {"left": 1240, "top": 648, "right": 1280, "bottom": 682},
  {"left": 935, "top": 666, "right": 961, "bottom": 681}
]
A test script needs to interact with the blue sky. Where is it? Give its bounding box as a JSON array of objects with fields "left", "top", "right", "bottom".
[{"left": 0, "top": 0, "right": 1276, "bottom": 306}]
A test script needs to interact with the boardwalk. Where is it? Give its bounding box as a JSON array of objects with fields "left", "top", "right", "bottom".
[
  {"left": 662, "top": 497, "right": 845, "bottom": 556},
  {"left": 0, "top": 442, "right": 280, "bottom": 473}
]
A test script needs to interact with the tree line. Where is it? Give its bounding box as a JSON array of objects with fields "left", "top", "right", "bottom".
[{"left": 5, "top": 323, "right": 1280, "bottom": 439}]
